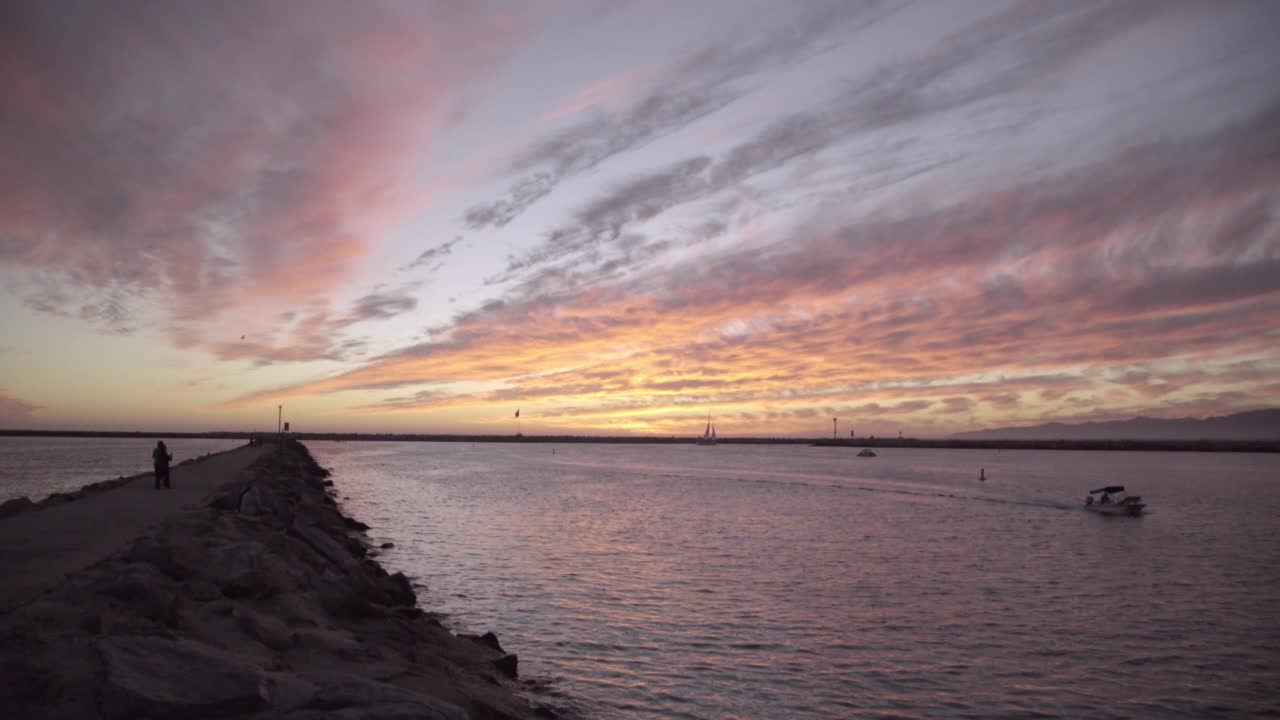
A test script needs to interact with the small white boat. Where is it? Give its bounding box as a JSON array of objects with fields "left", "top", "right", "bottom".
[
  {"left": 857, "top": 448, "right": 876, "bottom": 457},
  {"left": 696, "top": 414, "right": 717, "bottom": 446},
  {"left": 1084, "top": 485, "right": 1145, "bottom": 516}
]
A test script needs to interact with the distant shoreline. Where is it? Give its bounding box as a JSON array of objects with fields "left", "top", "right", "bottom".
[
  {"left": 810, "top": 437, "right": 1279, "bottom": 453},
  {"left": 2, "top": 430, "right": 1276, "bottom": 453}
]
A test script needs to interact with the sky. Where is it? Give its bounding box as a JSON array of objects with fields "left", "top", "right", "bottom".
[{"left": 1, "top": 0, "right": 1278, "bottom": 437}]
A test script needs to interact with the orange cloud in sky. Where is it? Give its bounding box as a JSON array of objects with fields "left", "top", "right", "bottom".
[
  {"left": 4, "top": 2, "right": 1278, "bottom": 435},
  {"left": 216, "top": 111, "right": 1280, "bottom": 435}
]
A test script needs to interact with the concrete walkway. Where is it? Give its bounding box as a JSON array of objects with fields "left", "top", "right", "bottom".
[{"left": 0, "top": 443, "right": 271, "bottom": 613}]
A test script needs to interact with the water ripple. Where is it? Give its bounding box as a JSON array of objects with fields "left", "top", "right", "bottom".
[{"left": 312, "top": 442, "right": 1280, "bottom": 719}]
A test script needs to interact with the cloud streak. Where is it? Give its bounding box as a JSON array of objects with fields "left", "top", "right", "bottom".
[
  {"left": 4, "top": 1, "right": 1276, "bottom": 434},
  {"left": 403, "top": 238, "right": 464, "bottom": 273},
  {"left": 463, "top": 1, "right": 909, "bottom": 232},
  {"left": 0, "top": 0, "right": 529, "bottom": 357},
  {"left": 200, "top": 284, "right": 422, "bottom": 366},
  {"left": 222, "top": 100, "right": 1280, "bottom": 433},
  {"left": 480, "top": 0, "right": 1180, "bottom": 295},
  {"left": 0, "top": 387, "right": 42, "bottom": 425}
]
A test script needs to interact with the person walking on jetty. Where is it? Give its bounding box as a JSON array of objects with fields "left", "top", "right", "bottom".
[{"left": 152, "top": 441, "right": 173, "bottom": 490}]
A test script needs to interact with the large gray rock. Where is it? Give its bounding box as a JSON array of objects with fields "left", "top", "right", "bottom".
[
  {"left": 238, "top": 484, "right": 264, "bottom": 515},
  {"left": 257, "top": 671, "right": 319, "bottom": 712},
  {"left": 0, "top": 657, "right": 55, "bottom": 705},
  {"left": 316, "top": 580, "right": 380, "bottom": 620},
  {"left": 100, "top": 567, "right": 180, "bottom": 627},
  {"left": 341, "top": 516, "right": 371, "bottom": 531},
  {"left": 387, "top": 572, "right": 417, "bottom": 607},
  {"left": 209, "top": 483, "right": 250, "bottom": 511},
  {"left": 98, "top": 635, "right": 269, "bottom": 719},
  {"left": 290, "top": 522, "right": 361, "bottom": 571},
  {"left": 198, "top": 539, "right": 300, "bottom": 600},
  {"left": 283, "top": 705, "right": 463, "bottom": 720},
  {"left": 289, "top": 672, "right": 467, "bottom": 720},
  {"left": 0, "top": 496, "right": 33, "bottom": 518}
]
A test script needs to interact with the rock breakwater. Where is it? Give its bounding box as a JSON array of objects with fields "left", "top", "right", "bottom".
[{"left": 0, "top": 440, "right": 570, "bottom": 719}]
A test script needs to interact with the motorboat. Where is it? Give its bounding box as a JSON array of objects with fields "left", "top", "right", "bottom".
[
  {"left": 857, "top": 448, "right": 876, "bottom": 457},
  {"left": 1084, "top": 485, "right": 1145, "bottom": 516}
]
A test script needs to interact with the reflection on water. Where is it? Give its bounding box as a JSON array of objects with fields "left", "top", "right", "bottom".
[{"left": 313, "top": 442, "right": 1278, "bottom": 719}]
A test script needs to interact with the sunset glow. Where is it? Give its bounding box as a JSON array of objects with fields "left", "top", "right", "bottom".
[{"left": 2, "top": 0, "right": 1277, "bottom": 436}]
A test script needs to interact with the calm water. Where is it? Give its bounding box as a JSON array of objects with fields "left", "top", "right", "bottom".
[
  {"left": 309, "top": 442, "right": 1280, "bottom": 719},
  {"left": 5, "top": 437, "right": 1275, "bottom": 717},
  {"left": 0, "top": 436, "right": 246, "bottom": 502}
]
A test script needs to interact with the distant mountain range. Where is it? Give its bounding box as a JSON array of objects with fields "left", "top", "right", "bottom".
[{"left": 952, "top": 409, "right": 1280, "bottom": 441}]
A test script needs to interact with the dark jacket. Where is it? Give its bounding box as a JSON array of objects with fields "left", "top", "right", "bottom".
[{"left": 152, "top": 446, "right": 172, "bottom": 469}]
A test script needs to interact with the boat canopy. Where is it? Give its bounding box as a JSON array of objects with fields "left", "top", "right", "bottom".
[{"left": 1089, "top": 486, "right": 1125, "bottom": 494}]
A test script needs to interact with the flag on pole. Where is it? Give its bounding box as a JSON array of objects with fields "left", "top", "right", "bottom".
[{"left": 515, "top": 408, "right": 520, "bottom": 418}]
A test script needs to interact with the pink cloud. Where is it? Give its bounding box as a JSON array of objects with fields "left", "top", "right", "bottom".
[
  {"left": 538, "top": 65, "right": 651, "bottom": 122},
  {"left": 0, "top": 2, "right": 534, "bottom": 359},
  {"left": 0, "top": 387, "right": 42, "bottom": 426},
  {"left": 218, "top": 104, "right": 1280, "bottom": 432}
]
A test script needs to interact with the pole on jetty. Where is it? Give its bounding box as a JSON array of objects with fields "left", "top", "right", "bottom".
[
  {"left": 833, "top": 417, "right": 837, "bottom": 439},
  {"left": 277, "top": 405, "right": 282, "bottom": 434}
]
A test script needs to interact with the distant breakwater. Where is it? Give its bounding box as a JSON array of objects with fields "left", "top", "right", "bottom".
[
  {"left": 4, "top": 429, "right": 1273, "bottom": 452},
  {"left": 0, "top": 440, "right": 573, "bottom": 719},
  {"left": 813, "top": 438, "right": 1280, "bottom": 453}
]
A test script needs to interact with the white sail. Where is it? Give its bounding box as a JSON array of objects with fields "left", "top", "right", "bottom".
[{"left": 697, "top": 413, "right": 717, "bottom": 445}]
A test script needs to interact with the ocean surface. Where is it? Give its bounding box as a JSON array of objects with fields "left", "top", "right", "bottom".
[
  {"left": 0, "top": 436, "right": 246, "bottom": 502},
  {"left": 3, "top": 437, "right": 1276, "bottom": 717},
  {"left": 306, "top": 441, "right": 1280, "bottom": 719}
]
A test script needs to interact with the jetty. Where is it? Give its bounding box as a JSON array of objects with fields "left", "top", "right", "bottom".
[
  {"left": 811, "top": 437, "right": 1279, "bottom": 453},
  {"left": 0, "top": 440, "right": 566, "bottom": 719},
  {"left": 0, "top": 444, "right": 271, "bottom": 612}
]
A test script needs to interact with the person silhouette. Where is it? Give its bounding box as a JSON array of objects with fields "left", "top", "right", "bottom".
[{"left": 153, "top": 441, "right": 173, "bottom": 490}]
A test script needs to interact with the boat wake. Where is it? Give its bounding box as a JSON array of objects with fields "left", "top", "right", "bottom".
[
  {"left": 551, "top": 457, "right": 1077, "bottom": 511},
  {"left": 690, "top": 472, "right": 1080, "bottom": 511}
]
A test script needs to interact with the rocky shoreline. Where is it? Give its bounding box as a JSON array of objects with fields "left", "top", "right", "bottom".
[{"left": 0, "top": 440, "right": 573, "bottom": 719}]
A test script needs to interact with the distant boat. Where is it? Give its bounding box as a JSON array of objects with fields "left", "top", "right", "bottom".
[
  {"left": 857, "top": 448, "right": 876, "bottom": 457},
  {"left": 696, "top": 414, "right": 717, "bottom": 446},
  {"left": 1084, "top": 485, "right": 1145, "bottom": 516}
]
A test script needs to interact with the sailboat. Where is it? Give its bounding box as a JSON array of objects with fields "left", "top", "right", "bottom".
[{"left": 696, "top": 414, "right": 717, "bottom": 446}]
